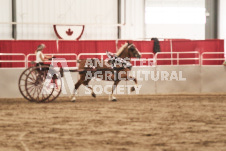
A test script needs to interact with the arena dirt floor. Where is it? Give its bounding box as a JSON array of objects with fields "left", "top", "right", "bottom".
[{"left": 1, "top": 94, "right": 226, "bottom": 151}]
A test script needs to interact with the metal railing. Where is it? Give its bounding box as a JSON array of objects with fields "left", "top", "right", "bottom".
[
  {"left": 154, "top": 52, "right": 200, "bottom": 65},
  {"left": 78, "top": 52, "right": 155, "bottom": 67},
  {"left": 131, "top": 52, "right": 155, "bottom": 66},
  {"left": 0, "top": 53, "right": 26, "bottom": 68},
  {"left": 26, "top": 53, "right": 78, "bottom": 68},
  {"left": 77, "top": 53, "right": 106, "bottom": 60},
  {"left": 201, "top": 52, "right": 225, "bottom": 65},
  {"left": 1, "top": 51, "right": 226, "bottom": 68}
]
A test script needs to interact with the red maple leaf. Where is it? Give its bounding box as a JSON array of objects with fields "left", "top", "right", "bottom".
[{"left": 66, "top": 28, "right": 73, "bottom": 36}]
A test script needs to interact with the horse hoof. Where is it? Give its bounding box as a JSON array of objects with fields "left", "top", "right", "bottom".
[
  {"left": 112, "top": 99, "right": 117, "bottom": 102},
  {"left": 92, "top": 93, "right": 96, "bottom": 98},
  {"left": 71, "top": 97, "right": 76, "bottom": 102},
  {"left": 131, "top": 86, "right": 135, "bottom": 92}
]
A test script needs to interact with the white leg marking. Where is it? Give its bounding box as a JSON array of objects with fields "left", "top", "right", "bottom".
[{"left": 70, "top": 89, "right": 76, "bottom": 102}]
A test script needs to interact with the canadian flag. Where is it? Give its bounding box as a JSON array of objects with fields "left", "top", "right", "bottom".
[
  {"left": 66, "top": 28, "right": 73, "bottom": 36},
  {"left": 53, "top": 25, "right": 85, "bottom": 40}
]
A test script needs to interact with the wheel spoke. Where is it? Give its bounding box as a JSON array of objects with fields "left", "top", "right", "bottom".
[
  {"left": 27, "top": 85, "right": 35, "bottom": 90},
  {"left": 27, "top": 76, "right": 34, "bottom": 81},
  {"left": 27, "top": 81, "right": 34, "bottom": 85},
  {"left": 31, "top": 71, "right": 36, "bottom": 80},
  {"left": 28, "top": 86, "right": 35, "bottom": 97}
]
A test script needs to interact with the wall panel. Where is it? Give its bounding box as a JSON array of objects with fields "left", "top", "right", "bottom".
[
  {"left": 0, "top": 0, "right": 12, "bottom": 39},
  {"left": 121, "top": 0, "right": 145, "bottom": 39},
  {"left": 156, "top": 66, "right": 201, "bottom": 94},
  {"left": 16, "top": 0, "right": 117, "bottom": 40},
  {"left": 2, "top": 66, "right": 226, "bottom": 98},
  {"left": 201, "top": 66, "right": 226, "bottom": 93}
]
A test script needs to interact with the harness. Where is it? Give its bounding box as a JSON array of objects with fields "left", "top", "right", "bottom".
[
  {"left": 106, "top": 51, "right": 132, "bottom": 81},
  {"left": 106, "top": 51, "right": 132, "bottom": 70},
  {"left": 82, "top": 51, "right": 132, "bottom": 81}
]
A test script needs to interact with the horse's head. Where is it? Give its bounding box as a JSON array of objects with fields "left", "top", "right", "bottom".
[
  {"left": 127, "top": 43, "right": 141, "bottom": 59},
  {"left": 116, "top": 42, "right": 141, "bottom": 59}
]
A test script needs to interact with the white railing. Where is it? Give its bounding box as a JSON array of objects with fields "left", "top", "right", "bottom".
[
  {"left": 78, "top": 52, "right": 155, "bottom": 67},
  {"left": 77, "top": 53, "right": 106, "bottom": 60},
  {"left": 201, "top": 52, "right": 225, "bottom": 65},
  {"left": 154, "top": 52, "right": 200, "bottom": 65},
  {"left": 26, "top": 53, "right": 78, "bottom": 68},
  {"left": 1, "top": 51, "right": 226, "bottom": 68},
  {"left": 0, "top": 53, "right": 26, "bottom": 68},
  {"left": 131, "top": 52, "right": 155, "bottom": 66}
]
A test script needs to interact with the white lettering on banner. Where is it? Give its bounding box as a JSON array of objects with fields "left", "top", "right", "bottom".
[
  {"left": 161, "top": 71, "right": 170, "bottom": 81},
  {"left": 118, "top": 71, "right": 126, "bottom": 81},
  {"left": 84, "top": 85, "right": 143, "bottom": 95},
  {"left": 94, "top": 71, "right": 103, "bottom": 81},
  {"left": 104, "top": 85, "right": 112, "bottom": 95},
  {"left": 81, "top": 70, "right": 186, "bottom": 82},
  {"left": 179, "top": 71, "right": 186, "bottom": 81},
  {"left": 85, "top": 71, "right": 93, "bottom": 81},
  {"left": 170, "top": 71, "right": 179, "bottom": 81},
  {"left": 151, "top": 71, "right": 160, "bottom": 81},
  {"left": 142, "top": 71, "right": 150, "bottom": 81},
  {"left": 43, "top": 58, "right": 187, "bottom": 95},
  {"left": 105, "top": 71, "right": 113, "bottom": 81}
]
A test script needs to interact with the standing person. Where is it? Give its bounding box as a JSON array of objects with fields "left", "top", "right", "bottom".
[{"left": 35, "top": 44, "right": 52, "bottom": 66}]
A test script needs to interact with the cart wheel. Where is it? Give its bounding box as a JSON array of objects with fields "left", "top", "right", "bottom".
[
  {"left": 18, "top": 67, "right": 35, "bottom": 102},
  {"left": 25, "top": 65, "right": 62, "bottom": 103},
  {"left": 25, "top": 66, "right": 53, "bottom": 103}
]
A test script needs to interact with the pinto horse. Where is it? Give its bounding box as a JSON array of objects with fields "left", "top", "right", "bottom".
[{"left": 71, "top": 42, "right": 141, "bottom": 102}]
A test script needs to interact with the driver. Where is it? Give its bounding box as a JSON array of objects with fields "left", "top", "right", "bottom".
[{"left": 35, "top": 44, "right": 52, "bottom": 66}]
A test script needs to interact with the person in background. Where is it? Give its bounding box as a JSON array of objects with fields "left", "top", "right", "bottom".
[{"left": 35, "top": 44, "right": 52, "bottom": 66}]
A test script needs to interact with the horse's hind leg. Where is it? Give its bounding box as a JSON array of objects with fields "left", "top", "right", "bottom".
[
  {"left": 121, "top": 74, "right": 138, "bottom": 92},
  {"left": 128, "top": 76, "right": 138, "bottom": 92},
  {"left": 71, "top": 79, "right": 83, "bottom": 102},
  {"left": 82, "top": 80, "right": 96, "bottom": 98}
]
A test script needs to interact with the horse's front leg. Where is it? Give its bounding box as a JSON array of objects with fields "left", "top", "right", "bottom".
[
  {"left": 109, "top": 80, "right": 120, "bottom": 101},
  {"left": 71, "top": 79, "right": 83, "bottom": 102}
]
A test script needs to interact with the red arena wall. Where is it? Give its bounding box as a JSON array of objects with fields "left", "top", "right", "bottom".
[{"left": 0, "top": 39, "right": 224, "bottom": 67}]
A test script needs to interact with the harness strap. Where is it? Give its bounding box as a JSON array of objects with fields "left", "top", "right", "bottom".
[{"left": 106, "top": 51, "right": 132, "bottom": 70}]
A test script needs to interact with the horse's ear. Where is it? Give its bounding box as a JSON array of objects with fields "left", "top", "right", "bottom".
[{"left": 127, "top": 41, "right": 133, "bottom": 45}]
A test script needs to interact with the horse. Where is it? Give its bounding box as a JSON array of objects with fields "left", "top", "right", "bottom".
[{"left": 71, "top": 42, "right": 141, "bottom": 102}]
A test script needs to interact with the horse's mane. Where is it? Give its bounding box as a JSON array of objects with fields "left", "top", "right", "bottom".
[{"left": 116, "top": 43, "right": 128, "bottom": 56}]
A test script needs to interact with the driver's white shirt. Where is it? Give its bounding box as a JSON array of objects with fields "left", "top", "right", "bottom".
[{"left": 36, "top": 51, "right": 44, "bottom": 63}]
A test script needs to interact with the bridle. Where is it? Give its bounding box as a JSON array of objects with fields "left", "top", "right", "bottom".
[
  {"left": 127, "top": 44, "right": 141, "bottom": 58},
  {"left": 117, "top": 43, "right": 141, "bottom": 58}
]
